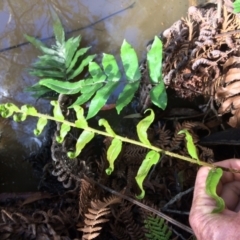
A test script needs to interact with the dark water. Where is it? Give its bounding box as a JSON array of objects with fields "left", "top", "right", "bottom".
[{"left": 0, "top": 0, "right": 209, "bottom": 192}]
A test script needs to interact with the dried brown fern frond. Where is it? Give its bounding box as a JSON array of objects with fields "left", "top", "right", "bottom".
[
  {"left": 137, "top": 3, "right": 240, "bottom": 113},
  {"left": 153, "top": 123, "right": 172, "bottom": 149},
  {"left": 110, "top": 224, "right": 131, "bottom": 240},
  {"left": 169, "top": 121, "right": 201, "bottom": 151},
  {"left": 215, "top": 56, "right": 240, "bottom": 127},
  {"left": 78, "top": 196, "right": 121, "bottom": 240},
  {"left": 125, "top": 166, "right": 141, "bottom": 194},
  {"left": 161, "top": 121, "right": 214, "bottom": 166},
  {"left": 79, "top": 179, "right": 96, "bottom": 217},
  {"left": 0, "top": 188, "right": 80, "bottom": 239},
  {"left": 123, "top": 144, "right": 148, "bottom": 164},
  {"left": 221, "top": 5, "right": 240, "bottom": 33},
  {"left": 111, "top": 200, "right": 146, "bottom": 240},
  {"left": 198, "top": 145, "right": 214, "bottom": 163},
  {"left": 224, "top": 0, "right": 234, "bottom": 13},
  {"left": 0, "top": 208, "right": 72, "bottom": 239}
]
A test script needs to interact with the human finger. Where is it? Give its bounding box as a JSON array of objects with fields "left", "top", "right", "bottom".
[
  {"left": 220, "top": 181, "right": 240, "bottom": 211},
  {"left": 214, "top": 159, "right": 240, "bottom": 184}
]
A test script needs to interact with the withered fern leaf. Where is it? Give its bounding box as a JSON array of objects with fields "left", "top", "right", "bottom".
[
  {"left": 79, "top": 179, "right": 95, "bottom": 217},
  {"left": 144, "top": 215, "right": 172, "bottom": 240},
  {"left": 110, "top": 224, "right": 130, "bottom": 240},
  {"left": 123, "top": 144, "right": 149, "bottom": 163},
  {"left": 78, "top": 196, "right": 121, "bottom": 240},
  {"left": 110, "top": 200, "right": 145, "bottom": 240}
]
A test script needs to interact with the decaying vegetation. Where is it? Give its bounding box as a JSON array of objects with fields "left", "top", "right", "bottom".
[
  {"left": 1, "top": 1, "right": 240, "bottom": 239},
  {"left": 139, "top": 0, "right": 240, "bottom": 128}
]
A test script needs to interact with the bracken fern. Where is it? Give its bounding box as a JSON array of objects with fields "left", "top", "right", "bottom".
[{"left": 144, "top": 215, "right": 172, "bottom": 240}]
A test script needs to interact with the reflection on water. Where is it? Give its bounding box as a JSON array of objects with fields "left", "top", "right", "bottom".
[{"left": 0, "top": 0, "right": 208, "bottom": 192}]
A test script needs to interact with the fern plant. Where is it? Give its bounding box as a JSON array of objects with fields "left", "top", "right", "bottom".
[
  {"left": 144, "top": 215, "right": 172, "bottom": 240},
  {"left": 25, "top": 10, "right": 167, "bottom": 119},
  {"left": 0, "top": 100, "right": 225, "bottom": 205},
  {"left": 25, "top": 8, "right": 96, "bottom": 99},
  {"left": 2, "top": 10, "right": 227, "bottom": 209}
]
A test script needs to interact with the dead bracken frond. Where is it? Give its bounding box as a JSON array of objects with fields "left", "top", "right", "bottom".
[
  {"left": 78, "top": 196, "right": 121, "bottom": 240},
  {"left": 111, "top": 200, "right": 146, "bottom": 240},
  {"left": 79, "top": 179, "right": 95, "bottom": 217},
  {"left": 0, "top": 191, "right": 79, "bottom": 239},
  {"left": 215, "top": 56, "right": 240, "bottom": 127},
  {"left": 138, "top": 2, "right": 240, "bottom": 113}
]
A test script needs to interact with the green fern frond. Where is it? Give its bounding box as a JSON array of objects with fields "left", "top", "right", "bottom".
[
  {"left": 25, "top": 10, "right": 94, "bottom": 98},
  {"left": 25, "top": 10, "right": 166, "bottom": 118},
  {"left": 0, "top": 100, "right": 205, "bottom": 199},
  {"left": 144, "top": 215, "right": 172, "bottom": 240}
]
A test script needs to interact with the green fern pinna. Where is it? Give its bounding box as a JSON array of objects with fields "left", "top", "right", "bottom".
[
  {"left": 25, "top": 8, "right": 167, "bottom": 119},
  {"left": 144, "top": 215, "right": 172, "bottom": 240}
]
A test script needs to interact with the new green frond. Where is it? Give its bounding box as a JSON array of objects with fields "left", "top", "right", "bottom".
[
  {"left": 105, "top": 138, "right": 122, "bottom": 175},
  {"left": 144, "top": 215, "right": 172, "bottom": 240},
  {"left": 147, "top": 36, "right": 163, "bottom": 84},
  {"left": 178, "top": 129, "right": 199, "bottom": 164},
  {"left": 135, "top": 150, "right": 160, "bottom": 199},
  {"left": 120, "top": 39, "right": 141, "bottom": 81},
  {"left": 26, "top": 15, "right": 167, "bottom": 119},
  {"left": 50, "top": 8, "right": 65, "bottom": 45},
  {"left": 147, "top": 36, "right": 167, "bottom": 110},
  {"left": 136, "top": 109, "right": 154, "bottom": 146}
]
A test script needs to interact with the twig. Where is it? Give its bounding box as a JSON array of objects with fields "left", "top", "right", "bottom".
[
  {"left": 172, "top": 228, "right": 188, "bottom": 240},
  {"left": 162, "top": 209, "right": 190, "bottom": 215},
  {"left": 162, "top": 187, "right": 194, "bottom": 211}
]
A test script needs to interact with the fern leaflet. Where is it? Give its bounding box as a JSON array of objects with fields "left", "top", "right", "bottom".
[
  {"left": 25, "top": 10, "right": 166, "bottom": 118},
  {"left": 78, "top": 196, "right": 121, "bottom": 239},
  {"left": 144, "top": 215, "right": 172, "bottom": 240}
]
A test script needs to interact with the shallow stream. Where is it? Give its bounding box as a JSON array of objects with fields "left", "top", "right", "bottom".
[{"left": 0, "top": 0, "right": 208, "bottom": 192}]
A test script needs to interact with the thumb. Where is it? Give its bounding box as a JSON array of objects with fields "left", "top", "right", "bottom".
[
  {"left": 189, "top": 166, "right": 220, "bottom": 236},
  {"left": 191, "top": 166, "right": 219, "bottom": 215}
]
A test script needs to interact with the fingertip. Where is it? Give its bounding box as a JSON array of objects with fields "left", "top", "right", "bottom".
[
  {"left": 214, "top": 158, "right": 240, "bottom": 169},
  {"left": 214, "top": 159, "right": 240, "bottom": 183}
]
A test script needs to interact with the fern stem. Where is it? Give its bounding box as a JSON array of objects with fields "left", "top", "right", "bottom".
[
  {"left": 31, "top": 112, "right": 213, "bottom": 168},
  {"left": 6, "top": 106, "right": 239, "bottom": 173}
]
